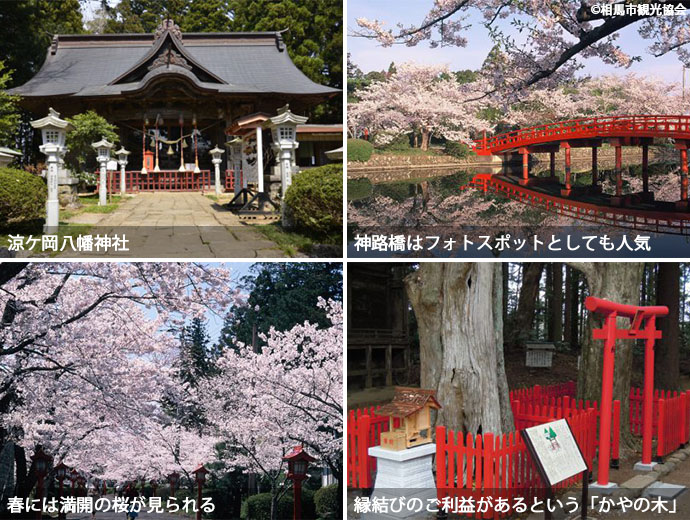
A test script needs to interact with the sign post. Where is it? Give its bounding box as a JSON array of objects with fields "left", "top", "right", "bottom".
[{"left": 521, "top": 418, "right": 589, "bottom": 520}]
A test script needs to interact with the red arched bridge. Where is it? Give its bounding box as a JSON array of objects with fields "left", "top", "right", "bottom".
[{"left": 463, "top": 115, "right": 690, "bottom": 235}]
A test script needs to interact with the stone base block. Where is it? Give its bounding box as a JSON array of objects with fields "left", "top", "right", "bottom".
[
  {"left": 589, "top": 481, "right": 617, "bottom": 495},
  {"left": 363, "top": 444, "right": 437, "bottom": 519},
  {"left": 634, "top": 461, "right": 658, "bottom": 472},
  {"left": 642, "top": 482, "right": 686, "bottom": 500}
]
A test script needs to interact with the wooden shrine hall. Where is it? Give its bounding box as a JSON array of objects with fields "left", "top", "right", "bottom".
[{"left": 9, "top": 19, "right": 339, "bottom": 195}]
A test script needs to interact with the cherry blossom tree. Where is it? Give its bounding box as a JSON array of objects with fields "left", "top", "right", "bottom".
[
  {"left": 0, "top": 262, "right": 238, "bottom": 498},
  {"left": 199, "top": 298, "right": 343, "bottom": 520},
  {"left": 506, "top": 73, "right": 690, "bottom": 126},
  {"left": 354, "top": 1, "right": 690, "bottom": 91},
  {"left": 349, "top": 61, "right": 493, "bottom": 148}
]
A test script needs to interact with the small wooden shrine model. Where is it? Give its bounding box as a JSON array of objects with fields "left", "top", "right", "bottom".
[{"left": 378, "top": 387, "right": 442, "bottom": 451}]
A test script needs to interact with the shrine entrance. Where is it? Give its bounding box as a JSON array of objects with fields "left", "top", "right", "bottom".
[
  {"left": 585, "top": 296, "right": 669, "bottom": 489},
  {"left": 10, "top": 18, "right": 339, "bottom": 199}
]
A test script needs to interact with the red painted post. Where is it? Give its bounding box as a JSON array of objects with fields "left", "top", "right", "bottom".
[
  {"left": 522, "top": 151, "right": 529, "bottom": 183},
  {"left": 615, "top": 145, "right": 623, "bottom": 197},
  {"left": 564, "top": 146, "right": 572, "bottom": 192},
  {"left": 642, "top": 144, "right": 649, "bottom": 193},
  {"left": 611, "top": 400, "right": 620, "bottom": 468},
  {"left": 681, "top": 148, "right": 688, "bottom": 201},
  {"left": 657, "top": 399, "right": 666, "bottom": 461},
  {"left": 483, "top": 432, "right": 494, "bottom": 519},
  {"left": 436, "top": 426, "right": 446, "bottom": 502},
  {"left": 359, "top": 414, "right": 371, "bottom": 488},
  {"left": 592, "top": 147, "right": 598, "bottom": 186},
  {"left": 597, "top": 312, "right": 616, "bottom": 487},
  {"left": 641, "top": 316, "right": 656, "bottom": 465}
]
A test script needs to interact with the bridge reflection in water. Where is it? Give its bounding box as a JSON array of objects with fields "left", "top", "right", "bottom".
[{"left": 464, "top": 115, "right": 690, "bottom": 235}]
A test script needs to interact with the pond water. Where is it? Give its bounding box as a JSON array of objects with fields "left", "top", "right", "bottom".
[{"left": 348, "top": 160, "right": 675, "bottom": 204}]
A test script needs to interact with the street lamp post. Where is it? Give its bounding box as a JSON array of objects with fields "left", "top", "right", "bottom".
[
  {"left": 30, "top": 108, "right": 72, "bottom": 232},
  {"left": 91, "top": 137, "right": 114, "bottom": 206},
  {"left": 32, "top": 447, "right": 52, "bottom": 520},
  {"left": 115, "top": 147, "right": 131, "bottom": 195},
  {"left": 193, "top": 465, "right": 209, "bottom": 520},
  {"left": 54, "top": 462, "right": 68, "bottom": 520},
  {"left": 283, "top": 446, "right": 315, "bottom": 520},
  {"left": 209, "top": 146, "right": 225, "bottom": 197},
  {"left": 168, "top": 472, "right": 180, "bottom": 498}
]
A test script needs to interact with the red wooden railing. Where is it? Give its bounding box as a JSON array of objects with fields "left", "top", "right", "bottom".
[
  {"left": 105, "top": 169, "right": 244, "bottom": 193},
  {"left": 461, "top": 174, "right": 690, "bottom": 235},
  {"left": 346, "top": 407, "right": 401, "bottom": 488},
  {"left": 224, "top": 169, "right": 244, "bottom": 191},
  {"left": 473, "top": 115, "right": 690, "bottom": 155},
  {"left": 436, "top": 408, "right": 597, "bottom": 518},
  {"left": 347, "top": 382, "right": 690, "bottom": 490},
  {"left": 656, "top": 391, "right": 690, "bottom": 458}
]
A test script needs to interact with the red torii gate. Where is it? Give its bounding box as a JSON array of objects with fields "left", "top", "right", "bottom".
[{"left": 585, "top": 296, "right": 668, "bottom": 489}]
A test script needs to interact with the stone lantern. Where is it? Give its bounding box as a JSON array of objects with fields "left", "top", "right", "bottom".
[
  {"left": 91, "top": 137, "right": 114, "bottom": 206},
  {"left": 31, "top": 108, "right": 72, "bottom": 232},
  {"left": 209, "top": 145, "right": 225, "bottom": 197},
  {"left": 115, "top": 147, "right": 131, "bottom": 195},
  {"left": 265, "top": 105, "right": 308, "bottom": 198}
]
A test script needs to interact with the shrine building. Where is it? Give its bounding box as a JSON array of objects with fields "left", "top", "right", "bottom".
[{"left": 9, "top": 19, "right": 340, "bottom": 195}]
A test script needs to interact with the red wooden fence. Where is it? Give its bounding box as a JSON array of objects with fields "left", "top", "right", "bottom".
[
  {"left": 348, "top": 383, "right": 689, "bottom": 491},
  {"left": 436, "top": 408, "right": 597, "bottom": 518},
  {"left": 656, "top": 391, "right": 690, "bottom": 458},
  {"left": 105, "top": 170, "right": 244, "bottom": 193},
  {"left": 346, "top": 407, "right": 400, "bottom": 488}
]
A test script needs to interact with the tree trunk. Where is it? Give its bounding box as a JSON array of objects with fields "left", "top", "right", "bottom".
[
  {"left": 404, "top": 263, "right": 513, "bottom": 435},
  {"left": 569, "top": 262, "right": 644, "bottom": 450},
  {"left": 655, "top": 263, "right": 680, "bottom": 390},
  {"left": 510, "top": 262, "right": 544, "bottom": 349},
  {"left": 550, "top": 263, "right": 563, "bottom": 343},
  {"left": 564, "top": 267, "right": 580, "bottom": 350},
  {"left": 420, "top": 129, "right": 430, "bottom": 151}
]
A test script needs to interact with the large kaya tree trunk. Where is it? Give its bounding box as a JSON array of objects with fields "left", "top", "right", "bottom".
[
  {"left": 404, "top": 263, "right": 513, "bottom": 435},
  {"left": 569, "top": 262, "right": 644, "bottom": 449},
  {"left": 510, "top": 262, "right": 544, "bottom": 349},
  {"left": 655, "top": 263, "right": 680, "bottom": 390}
]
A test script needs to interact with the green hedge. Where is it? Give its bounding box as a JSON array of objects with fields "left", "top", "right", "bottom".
[
  {"left": 284, "top": 164, "right": 342, "bottom": 236},
  {"left": 444, "top": 141, "right": 472, "bottom": 159},
  {"left": 347, "top": 138, "right": 373, "bottom": 162},
  {"left": 245, "top": 490, "right": 315, "bottom": 520},
  {"left": 314, "top": 484, "right": 339, "bottom": 518},
  {"left": 0, "top": 167, "right": 46, "bottom": 228}
]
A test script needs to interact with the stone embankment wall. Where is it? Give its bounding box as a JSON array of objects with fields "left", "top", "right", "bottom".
[{"left": 348, "top": 146, "right": 674, "bottom": 183}]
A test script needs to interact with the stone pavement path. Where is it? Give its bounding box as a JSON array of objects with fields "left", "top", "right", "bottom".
[{"left": 65, "top": 192, "right": 284, "bottom": 257}]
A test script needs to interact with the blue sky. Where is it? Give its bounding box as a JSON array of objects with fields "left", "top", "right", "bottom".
[{"left": 348, "top": 0, "right": 686, "bottom": 83}]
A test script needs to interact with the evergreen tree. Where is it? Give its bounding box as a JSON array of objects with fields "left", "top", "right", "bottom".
[
  {"left": 178, "top": 316, "right": 213, "bottom": 386},
  {"left": 217, "top": 262, "right": 342, "bottom": 350},
  {"left": 0, "top": 0, "right": 84, "bottom": 88}
]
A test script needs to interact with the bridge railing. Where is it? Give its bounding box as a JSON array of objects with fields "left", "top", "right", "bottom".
[{"left": 473, "top": 114, "right": 690, "bottom": 153}]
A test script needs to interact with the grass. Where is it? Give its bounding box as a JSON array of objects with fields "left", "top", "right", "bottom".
[
  {"left": 255, "top": 223, "right": 342, "bottom": 257},
  {"left": 0, "top": 193, "right": 126, "bottom": 256},
  {"left": 0, "top": 223, "right": 94, "bottom": 257},
  {"left": 205, "top": 194, "right": 219, "bottom": 202}
]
